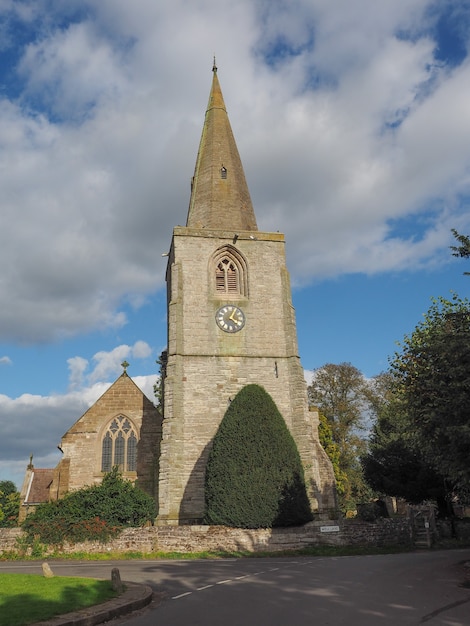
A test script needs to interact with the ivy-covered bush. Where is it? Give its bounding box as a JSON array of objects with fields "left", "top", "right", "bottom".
[
  {"left": 22, "top": 467, "right": 156, "bottom": 545},
  {"left": 204, "top": 384, "right": 313, "bottom": 528}
]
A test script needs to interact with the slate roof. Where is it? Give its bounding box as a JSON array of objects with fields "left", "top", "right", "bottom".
[{"left": 24, "top": 469, "right": 54, "bottom": 504}]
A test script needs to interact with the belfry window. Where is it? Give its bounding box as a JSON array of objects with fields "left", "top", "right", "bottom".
[
  {"left": 216, "top": 258, "right": 239, "bottom": 293},
  {"left": 212, "top": 246, "right": 248, "bottom": 297},
  {"left": 101, "top": 416, "right": 138, "bottom": 473}
]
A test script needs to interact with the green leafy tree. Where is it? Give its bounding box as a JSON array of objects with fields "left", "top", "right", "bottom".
[
  {"left": 308, "top": 363, "right": 373, "bottom": 511},
  {"left": 317, "top": 411, "right": 347, "bottom": 498},
  {"left": 450, "top": 229, "right": 470, "bottom": 274},
  {"left": 390, "top": 294, "right": 470, "bottom": 501},
  {"left": 153, "top": 350, "right": 167, "bottom": 412},
  {"left": 362, "top": 381, "right": 449, "bottom": 514},
  {"left": 22, "top": 467, "right": 156, "bottom": 545},
  {"left": 205, "top": 384, "right": 312, "bottom": 528},
  {"left": 0, "top": 481, "right": 20, "bottom": 527}
]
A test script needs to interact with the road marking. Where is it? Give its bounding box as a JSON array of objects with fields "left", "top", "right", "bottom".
[{"left": 170, "top": 560, "right": 305, "bottom": 600}]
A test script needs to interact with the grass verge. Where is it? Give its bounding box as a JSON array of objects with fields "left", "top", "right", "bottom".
[{"left": 0, "top": 573, "right": 118, "bottom": 626}]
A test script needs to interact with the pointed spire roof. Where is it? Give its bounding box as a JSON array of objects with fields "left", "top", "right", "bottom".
[{"left": 186, "top": 61, "right": 258, "bottom": 231}]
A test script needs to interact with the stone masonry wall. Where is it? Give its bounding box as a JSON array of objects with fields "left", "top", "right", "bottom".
[
  {"left": 0, "top": 520, "right": 412, "bottom": 556},
  {"left": 159, "top": 228, "right": 336, "bottom": 523},
  {"left": 57, "top": 373, "right": 161, "bottom": 501}
]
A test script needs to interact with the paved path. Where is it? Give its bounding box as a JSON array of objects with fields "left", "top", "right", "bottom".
[{"left": 1, "top": 550, "right": 470, "bottom": 625}]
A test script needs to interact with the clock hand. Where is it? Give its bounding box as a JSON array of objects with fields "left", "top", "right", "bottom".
[{"left": 229, "top": 309, "right": 237, "bottom": 322}]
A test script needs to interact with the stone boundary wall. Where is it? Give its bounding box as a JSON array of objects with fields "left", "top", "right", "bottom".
[
  {"left": 0, "top": 519, "right": 412, "bottom": 556},
  {"left": 0, "top": 528, "right": 23, "bottom": 552},
  {"left": 437, "top": 519, "right": 470, "bottom": 542}
]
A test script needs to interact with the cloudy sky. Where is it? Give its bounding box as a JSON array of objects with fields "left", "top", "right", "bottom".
[{"left": 1, "top": 0, "right": 470, "bottom": 488}]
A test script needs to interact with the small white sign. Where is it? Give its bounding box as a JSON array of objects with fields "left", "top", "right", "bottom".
[{"left": 320, "top": 525, "right": 340, "bottom": 533}]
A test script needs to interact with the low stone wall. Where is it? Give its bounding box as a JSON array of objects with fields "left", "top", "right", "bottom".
[
  {"left": 0, "top": 519, "right": 412, "bottom": 556},
  {"left": 437, "top": 519, "right": 470, "bottom": 542},
  {"left": 0, "top": 528, "right": 23, "bottom": 552}
]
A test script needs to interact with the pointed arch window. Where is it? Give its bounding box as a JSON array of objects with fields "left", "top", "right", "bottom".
[
  {"left": 212, "top": 246, "right": 248, "bottom": 297},
  {"left": 101, "top": 416, "right": 138, "bottom": 473}
]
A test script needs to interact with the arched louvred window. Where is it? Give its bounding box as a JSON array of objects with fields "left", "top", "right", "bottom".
[
  {"left": 100, "top": 416, "right": 138, "bottom": 473},
  {"left": 216, "top": 258, "right": 239, "bottom": 293},
  {"left": 212, "top": 245, "right": 248, "bottom": 297}
]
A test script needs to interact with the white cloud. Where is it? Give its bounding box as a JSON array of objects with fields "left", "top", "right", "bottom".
[
  {"left": 18, "top": 20, "right": 128, "bottom": 120},
  {"left": 67, "top": 356, "right": 88, "bottom": 390},
  {"left": 0, "top": 356, "right": 12, "bottom": 365},
  {"left": 0, "top": 0, "right": 468, "bottom": 340},
  {"left": 90, "top": 345, "right": 132, "bottom": 382},
  {"left": 132, "top": 340, "right": 152, "bottom": 359},
  {"left": 65, "top": 342, "right": 154, "bottom": 387}
]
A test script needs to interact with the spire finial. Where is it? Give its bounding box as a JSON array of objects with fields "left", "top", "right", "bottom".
[
  {"left": 121, "top": 360, "right": 129, "bottom": 373},
  {"left": 212, "top": 56, "right": 217, "bottom": 73}
]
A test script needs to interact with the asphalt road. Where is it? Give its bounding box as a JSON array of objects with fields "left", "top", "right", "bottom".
[{"left": 1, "top": 550, "right": 470, "bottom": 625}]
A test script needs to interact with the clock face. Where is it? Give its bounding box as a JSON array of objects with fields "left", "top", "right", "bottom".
[{"left": 215, "top": 305, "right": 245, "bottom": 333}]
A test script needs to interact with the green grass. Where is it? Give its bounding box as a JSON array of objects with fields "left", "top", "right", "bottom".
[{"left": 0, "top": 574, "right": 118, "bottom": 626}]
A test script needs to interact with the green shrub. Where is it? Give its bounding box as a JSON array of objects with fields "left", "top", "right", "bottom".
[
  {"left": 0, "top": 481, "right": 20, "bottom": 527},
  {"left": 22, "top": 467, "right": 156, "bottom": 546},
  {"left": 204, "top": 384, "right": 313, "bottom": 528},
  {"left": 356, "top": 502, "right": 387, "bottom": 522}
]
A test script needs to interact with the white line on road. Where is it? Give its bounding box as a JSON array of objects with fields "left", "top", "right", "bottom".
[
  {"left": 172, "top": 592, "right": 193, "bottom": 600},
  {"left": 171, "top": 560, "right": 304, "bottom": 600}
]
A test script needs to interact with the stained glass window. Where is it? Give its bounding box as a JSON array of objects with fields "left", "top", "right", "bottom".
[{"left": 100, "top": 416, "right": 138, "bottom": 473}]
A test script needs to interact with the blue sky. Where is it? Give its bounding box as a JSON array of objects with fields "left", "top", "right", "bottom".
[{"left": 1, "top": 0, "right": 470, "bottom": 488}]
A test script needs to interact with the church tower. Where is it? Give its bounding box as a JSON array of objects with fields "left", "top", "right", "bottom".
[{"left": 158, "top": 62, "right": 336, "bottom": 524}]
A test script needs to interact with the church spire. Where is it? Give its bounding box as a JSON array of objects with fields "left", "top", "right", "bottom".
[{"left": 186, "top": 63, "right": 258, "bottom": 231}]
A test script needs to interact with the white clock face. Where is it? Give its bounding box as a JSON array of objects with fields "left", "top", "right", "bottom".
[{"left": 215, "top": 305, "right": 245, "bottom": 333}]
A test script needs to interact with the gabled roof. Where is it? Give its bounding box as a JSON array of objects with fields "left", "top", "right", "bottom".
[
  {"left": 186, "top": 61, "right": 258, "bottom": 232},
  {"left": 23, "top": 469, "right": 54, "bottom": 504},
  {"left": 63, "top": 371, "right": 159, "bottom": 436}
]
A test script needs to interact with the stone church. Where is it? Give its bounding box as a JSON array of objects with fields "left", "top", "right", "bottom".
[{"left": 20, "top": 63, "right": 336, "bottom": 524}]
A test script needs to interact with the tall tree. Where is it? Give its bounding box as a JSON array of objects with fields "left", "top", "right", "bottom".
[
  {"left": 361, "top": 378, "right": 449, "bottom": 514},
  {"left": 390, "top": 294, "right": 470, "bottom": 501},
  {"left": 450, "top": 229, "right": 470, "bottom": 274},
  {"left": 308, "top": 363, "right": 373, "bottom": 511}
]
